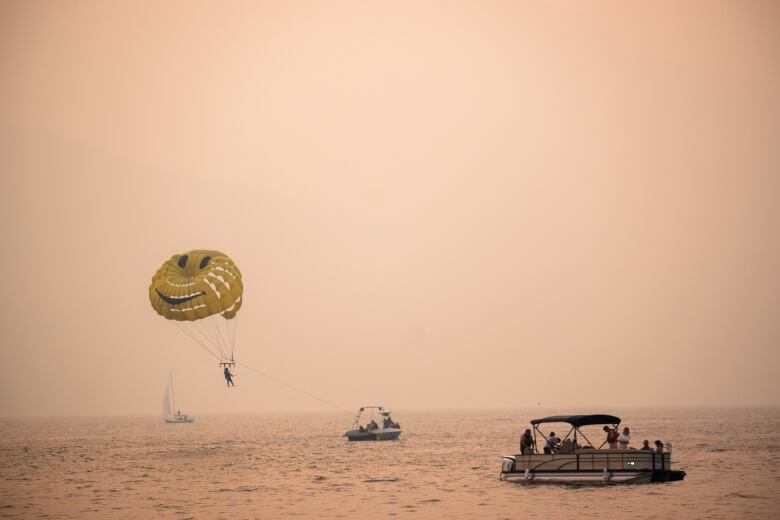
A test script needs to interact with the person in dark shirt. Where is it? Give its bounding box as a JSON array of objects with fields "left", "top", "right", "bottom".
[{"left": 520, "top": 429, "right": 534, "bottom": 455}]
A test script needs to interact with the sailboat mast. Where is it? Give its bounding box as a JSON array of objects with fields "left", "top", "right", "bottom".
[{"left": 169, "top": 371, "right": 176, "bottom": 413}]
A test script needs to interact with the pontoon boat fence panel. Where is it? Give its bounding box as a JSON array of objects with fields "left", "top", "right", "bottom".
[{"left": 512, "top": 451, "right": 669, "bottom": 472}]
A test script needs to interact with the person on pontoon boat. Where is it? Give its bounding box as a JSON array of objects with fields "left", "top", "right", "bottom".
[
  {"left": 558, "top": 438, "right": 575, "bottom": 453},
  {"left": 520, "top": 429, "right": 534, "bottom": 455},
  {"left": 641, "top": 439, "right": 652, "bottom": 451},
  {"left": 618, "top": 427, "right": 631, "bottom": 449},
  {"left": 654, "top": 440, "right": 664, "bottom": 453},
  {"left": 543, "top": 432, "right": 561, "bottom": 454},
  {"left": 604, "top": 425, "right": 619, "bottom": 449}
]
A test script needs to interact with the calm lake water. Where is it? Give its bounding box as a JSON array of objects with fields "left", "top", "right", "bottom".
[{"left": 1, "top": 408, "right": 778, "bottom": 519}]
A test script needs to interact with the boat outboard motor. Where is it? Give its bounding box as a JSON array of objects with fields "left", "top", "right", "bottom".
[{"left": 501, "top": 456, "right": 515, "bottom": 473}]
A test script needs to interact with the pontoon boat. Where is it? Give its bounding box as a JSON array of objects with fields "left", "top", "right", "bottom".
[{"left": 500, "top": 414, "right": 685, "bottom": 484}]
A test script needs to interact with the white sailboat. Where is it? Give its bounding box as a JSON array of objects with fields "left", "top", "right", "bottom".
[{"left": 163, "top": 372, "right": 194, "bottom": 424}]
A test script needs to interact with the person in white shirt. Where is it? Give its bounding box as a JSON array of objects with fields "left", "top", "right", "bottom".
[
  {"left": 543, "top": 432, "right": 561, "bottom": 454},
  {"left": 618, "top": 427, "right": 630, "bottom": 449}
]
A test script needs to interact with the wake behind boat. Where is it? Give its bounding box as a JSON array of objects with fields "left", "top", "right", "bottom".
[
  {"left": 344, "top": 406, "right": 401, "bottom": 441},
  {"left": 501, "top": 414, "right": 685, "bottom": 484},
  {"left": 163, "top": 372, "right": 194, "bottom": 424}
]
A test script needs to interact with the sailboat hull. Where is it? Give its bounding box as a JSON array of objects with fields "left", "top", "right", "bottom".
[{"left": 165, "top": 417, "right": 194, "bottom": 424}]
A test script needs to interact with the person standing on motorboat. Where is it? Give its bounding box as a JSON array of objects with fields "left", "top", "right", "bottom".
[
  {"left": 640, "top": 439, "right": 652, "bottom": 451},
  {"left": 543, "top": 432, "right": 561, "bottom": 454},
  {"left": 618, "top": 427, "right": 630, "bottom": 449},
  {"left": 654, "top": 440, "right": 664, "bottom": 453},
  {"left": 520, "top": 429, "right": 534, "bottom": 455}
]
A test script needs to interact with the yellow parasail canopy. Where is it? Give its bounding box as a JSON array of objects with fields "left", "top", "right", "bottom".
[{"left": 149, "top": 250, "right": 243, "bottom": 322}]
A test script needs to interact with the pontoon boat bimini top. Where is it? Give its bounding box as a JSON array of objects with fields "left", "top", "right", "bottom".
[{"left": 531, "top": 415, "right": 620, "bottom": 427}]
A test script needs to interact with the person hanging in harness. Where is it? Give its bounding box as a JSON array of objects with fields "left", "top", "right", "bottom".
[{"left": 224, "top": 366, "right": 235, "bottom": 387}]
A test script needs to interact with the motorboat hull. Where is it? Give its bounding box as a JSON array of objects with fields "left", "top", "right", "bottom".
[
  {"left": 344, "top": 428, "right": 401, "bottom": 441},
  {"left": 501, "top": 451, "right": 685, "bottom": 484}
]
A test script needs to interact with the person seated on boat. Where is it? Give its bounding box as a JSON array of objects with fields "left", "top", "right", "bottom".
[
  {"left": 640, "top": 439, "right": 652, "bottom": 451},
  {"left": 359, "top": 425, "right": 366, "bottom": 432},
  {"left": 520, "top": 429, "right": 534, "bottom": 455},
  {"left": 618, "top": 427, "right": 630, "bottom": 449},
  {"left": 369, "top": 419, "right": 378, "bottom": 430},
  {"left": 654, "top": 440, "right": 664, "bottom": 453},
  {"left": 604, "top": 426, "right": 619, "bottom": 449},
  {"left": 558, "top": 438, "right": 574, "bottom": 454},
  {"left": 543, "top": 432, "right": 561, "bottom": 454},
  {"left": 223, "top": 366, "right": 235, "bottom": 387}
]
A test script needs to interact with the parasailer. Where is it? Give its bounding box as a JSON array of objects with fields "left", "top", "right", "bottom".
[
  {"left": 149, "top": 250, "right": 243, "bottom": 384},
  {"left": 223, "top": 365, "right": 235, "bottom": 387}
]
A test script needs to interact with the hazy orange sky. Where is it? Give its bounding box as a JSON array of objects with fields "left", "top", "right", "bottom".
[{"left": 1, "top": 0, "right": 778, "bottom": 417}]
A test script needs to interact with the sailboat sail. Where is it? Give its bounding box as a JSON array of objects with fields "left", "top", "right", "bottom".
[
  {"left": 162, "top": 378, "right": 173, "bottom": 419},
  {"left": 163, "top": 372, "right": 193, "bottom": 423}
]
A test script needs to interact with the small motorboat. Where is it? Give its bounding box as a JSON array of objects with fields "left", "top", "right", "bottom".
[
  {"left": 163, "top": 371, "right": 194, "bottom": 424},
  {"left": 500, "top": 414, "right": 685, "bottom": 484},
  {"left": 344, "top": 406, "right": 401, "bottom": 441}
]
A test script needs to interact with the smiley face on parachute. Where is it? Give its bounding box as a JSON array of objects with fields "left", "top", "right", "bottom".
[{"left": 149, "top": 250, "right": 243, "bottom": 321}]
